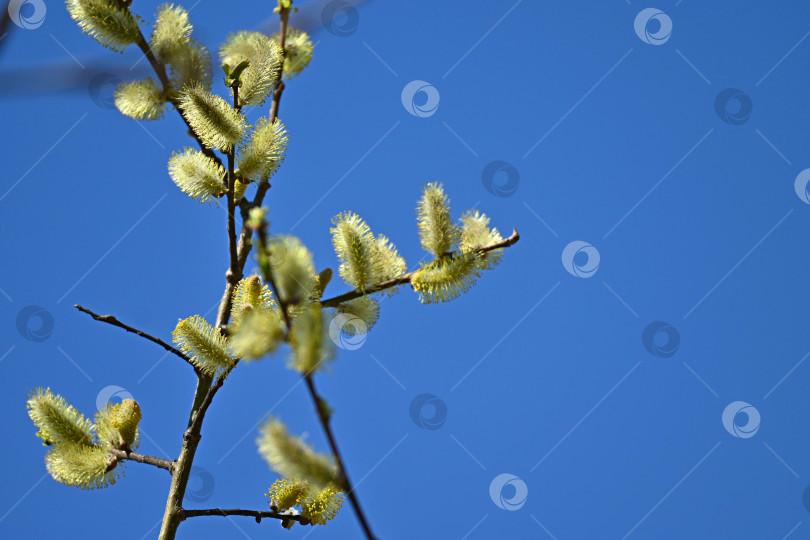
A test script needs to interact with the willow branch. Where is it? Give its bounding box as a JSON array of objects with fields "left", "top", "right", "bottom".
[
  {"left": 268, "top": 8, "right": 290, "bottom": 122},
  {"left": 321, "top": 228, "right": 521, "bottom": 307},
  {"left": 131, "top": 26, "right": 224, "bottom": 170},
  {"left": 109, "top": 448, "right": 175, "bottom": 474},
  {"left": 186, "top": 360, "right": 238, "bottom": 438},
  {"left": 215, "top": 84, "right": 243, "bottom": 326},
  {"left": 179, "top": 507, "right": 304, "bottom": 523},
  {"left": 74, "top": 304, "right": 194, "bottom": 368},
  {"left": 159, "top": 5, "right": 295, "bottom": 539},
  {"left": 216, "top": 6, "right": 290, "bottom": 329},
  {"left": 304, "top": 375, "right": 375, "bottom": 539}
]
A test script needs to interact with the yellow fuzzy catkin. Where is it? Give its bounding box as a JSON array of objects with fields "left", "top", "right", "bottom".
[
  {"left": 45, "top": 442, "right": 118, "bottom": 490},
  {"left": 150, "top": 4, "right": 193, "bottom": 61},
  {"left": 66, "top": 0, "right": 141, "bottom": 52},
  {"left": 331, "top": 212, "right": 380, "bottom": 290},
  {"left": 411, "top": 253, "right": 482, "bottom": 304},
  {"left": 173, "top": 315, "right": 233, "bottom": 375},
  {"left": 167, "top": 147, "right": 226, "bottom": 204},
  {"left": 113, "top": 79, "right": 167, "bottom": 121},
  {"left": 220, "top": 31, "right": 283, "bottom": 106},
  {"left": 178, "top": 83, "right": 247, "bottom": 151},
  {"left": 26, "top": 387, "right": 94, "bottom": 446},
  {"left": 236, "top": 118, "right": 288, "bottom": 181},
  {"left": 273, "top": 27, "right": 313, "bottom": 80},
  {"left": 417, "top": 182, "right": 460, "bottom": 256},
  {"left": 257, "top": 418, "right": 339, "bottom": 489}
]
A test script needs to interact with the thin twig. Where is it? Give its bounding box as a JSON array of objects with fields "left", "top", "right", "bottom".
[
  {"left": 179, "top": 507, "right": 304, "bottom": 524},
  {"left": 304, "top": 375, "right": 376, "bottom": 539},
  {"left": 132, "top": 28, "right": 224, "bottom": 170},
  {"left": 186, "top": 361, "right": 238, "bottom": 438},
  {"left": 321, "top": 228, "right": 521, "bottom": 307},
  {"left": 268, "top": 8, "right": 290, "bottom": 123},
  {"left": 217, "top": 83, "right": 243, "bottom": 326},
  {"left": 251, "top": 213, "right": 376, "bottom": 537},
  {"left": 74, "top": 304, "right": 194, "bottom": 368},
  {"left": 215, "top": 8, "right": 290, "bottom": 328},
  {"left": 109, "top": 448, "right": 175, "bottom": 474}
]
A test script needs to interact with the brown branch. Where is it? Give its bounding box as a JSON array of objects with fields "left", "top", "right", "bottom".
[
  {"left": 156, "top": 4, "right": 299, "bottom": 539},
  {"left": 109, "top": 448, "right": 175, "bottom": 474},
  {"left": 132, "top": 28, "right": 224, "bottom": 171},
  {"left": 251, "top": 207, "right": 375, "bottom": 538},
  {"left": 321, "top": 228, "right": 521, "bottom": 307},
  {"left": 304, "top": 375, "right": 375, "bottom": 539},
  {"left": 214, "top": 7, "right": 290, "bottom": 329},
  {"left": 179, "top": 507, "right": 304, "bottom": 524},
  {"left": 268, "top": 8, "right": 290, "bottom": 123},
  {"left": 216, "top": 84, "right": 243, "bottom": 326},
  {"left": 186, "top": 361, "right": 238, "bottom": 438},
  {"left": 74, "top": 304, "right": 194, "bottom": 368}
]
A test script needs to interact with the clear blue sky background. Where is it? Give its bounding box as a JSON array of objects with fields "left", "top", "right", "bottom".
[{"left": 2, "top": 0, "right": 810, "bottom": 538}]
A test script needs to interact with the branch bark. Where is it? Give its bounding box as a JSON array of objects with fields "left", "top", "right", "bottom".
[
  {"left": 179, "top": 507, "right": 304, "bottom": 524},
  {"left": 109, "top": 448, "right": 175, "bottom": 474},
  {"left": 74, "top": 304, "right": 194, "bottom": 368},
  {"left": 304, "top": 375, "right": 375, "bottom": 539}
]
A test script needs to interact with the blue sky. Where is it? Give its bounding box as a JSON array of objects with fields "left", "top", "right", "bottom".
[{"left": 3, "top": 0, "right": 810, "bottom": 538}]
